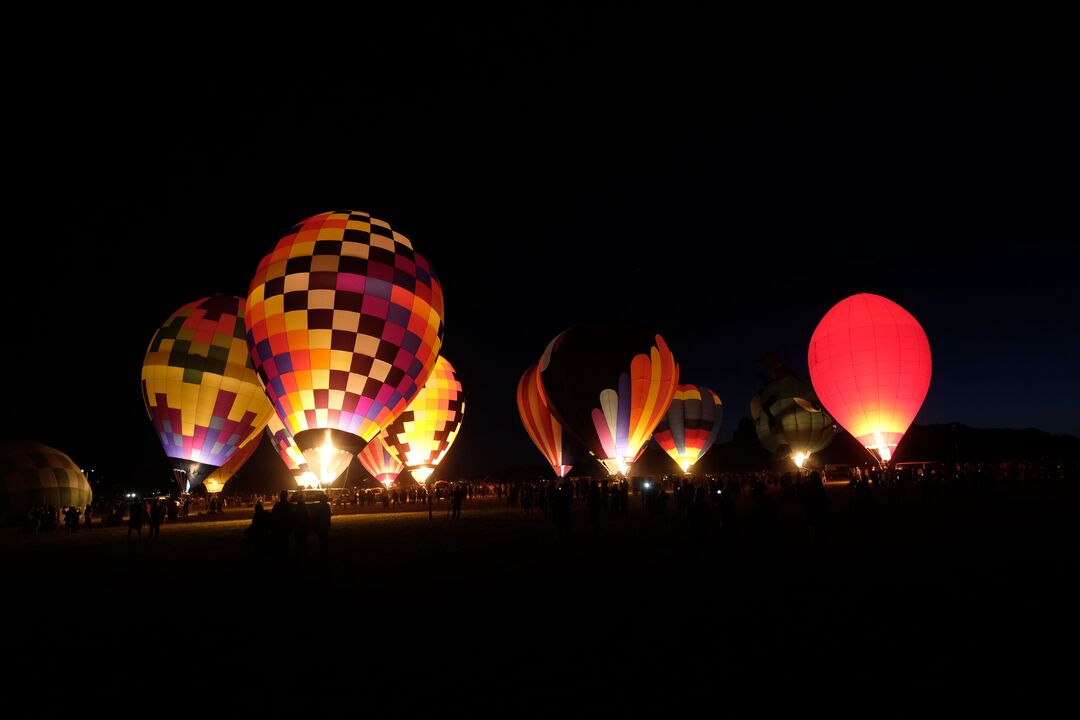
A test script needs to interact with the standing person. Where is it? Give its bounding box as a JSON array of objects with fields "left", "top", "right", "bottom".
[
  {"left": 587, "top": 480, "right": 601, "bottom": 532},
  {"left": 312, "top": 496, "right": 332, "bottom": 559},
  {"left": 127, "top": 500, "right": 143, "bottom": 542},
  {"left": 270, "top": 490, "right": 295, "bottom": 560},
  {"left": 294, "top": 495, "right": 310, "bottom": 559},
  {"left": 148, "top": 501, "right": 163, "bottom": 539},
  {"left": 687, "top": 487, "right": 712, "bottom": 559},
  {"left": 83, "top": 504, "right": 92, "bottom": 530},
  {"left": 451, "top": 485, "right": 464, "bottom": 519}
]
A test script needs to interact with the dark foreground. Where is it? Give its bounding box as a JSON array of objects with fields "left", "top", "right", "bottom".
[{"left": 3, "top": 481, "right": 1078, "bottom": 713}]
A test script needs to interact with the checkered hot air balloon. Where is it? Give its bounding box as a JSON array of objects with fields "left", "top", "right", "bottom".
[
  {"left": 539, "top": 323, "right": 679, "bottom": 477},
  {"left": 142, "top": 295, "right": 274, "bottom": 492},
  {"left": 808, "top": 294, "right": 932, "bottom": 465},
  {"left": 653, "top": 384, "right": 723, "bottom": 473},
  {"left": 516, "top": 364, "right": 579, "bottom": 478},
  {"left": 245, "top": 211, "right": 445, "bottom": 486},
  {"left": 0, "top": 440, "right": 92, "bottom": 522},
  {"left": 380, "top": 356, "right": 464, "bottom": 485},
  {"left": 357, "top": 436, "right": 404, "bottom": 489}
]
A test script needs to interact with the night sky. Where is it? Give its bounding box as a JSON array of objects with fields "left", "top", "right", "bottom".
[{"left": 4, "top": 7, "right": 1076, "bottom": 488}]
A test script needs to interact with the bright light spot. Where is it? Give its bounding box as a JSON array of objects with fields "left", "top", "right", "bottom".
[
  {"left": 411, "top": 466, "right": 434, "bottom": 484},
  {"left": 644, "top": 481, "right": 652, "bottom": 489},
  {"left": 298, "top": 471, "right": 320, "bottom": 489},
  {"left": 381, "top": 478, "right": 394, "bottom": 491},
  {"left": 679, "top": 460, "right": 692, "bottom": 473},
  {"left": 793, "top": 452, "right": 808, "bottom": 469}
]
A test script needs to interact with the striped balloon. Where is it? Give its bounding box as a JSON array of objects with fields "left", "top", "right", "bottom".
[
  {"left": 358, "top": 435, "right": 404, "bottom": 487},
  {"left": 653, "top": 384, "right": 723, "bottom": 473},
  {"left": 539, "top": 323, "right": 678, "bottom": 476},
  {"left": 516, "top": 364, "right": 578, "bottom": 478}
]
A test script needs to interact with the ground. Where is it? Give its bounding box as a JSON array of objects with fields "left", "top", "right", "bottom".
[{"left": 2, "top": 481, "right": 1077, "bottom": 712}]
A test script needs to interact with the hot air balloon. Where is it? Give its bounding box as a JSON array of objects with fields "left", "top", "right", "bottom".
[
  {"left": 539, "top": 323, "right": 678, "bottom": 476},
  {"left": 358, "top": 436, "right": 404, "bottom": 490},
  {"left": 653, "top": 384, "right": 723, "bottom": 473},
  {"left": 0, "top": 440, "right": 92, "bottom": 523},
  {"left": 203, "top": 435, "right": 261, "bottom": 494},
  {"left": 751, "top": 375, "right": 835, "bottom": 468},
  {"left": 245, "top": 211, "right": 445, "bottom": 486},
  {"left": 516, "top": 365, "right": 580, "bottom": 478},
  {"left": 380, "top": 356, "right": 464, "bottom": 485},
  {"left": 142, "top": 295, "right": 274, "bottom": 492},
  {"left": 808, "top": 293, "right": 931, "bottom": 465},
  {"left": 265, "top": 413, "right": 307, "bottom": 472}
]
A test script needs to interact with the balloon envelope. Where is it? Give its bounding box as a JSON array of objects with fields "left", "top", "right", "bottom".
[
  {"left": 808, "top": 293, "right": 931, "bottom": 463},
  {"left": 516, "top": 364, "right": 579, "bottom": 478},
  {"left": 265, "top": 412, "right": 308, "bottom": 474},
  {"left": 203, "top": 435, "right": 260, "bottom": 493},
  {"left": 751, "top": 375, "right": 835, "bottom": 465},
  {"left": 381, "top": 356, "right": 464, "bottom": 483},
  {"left": 539, "top": 323, "right": 678, "bottom": 476},
  {"left": 357, "top": 435, "right": 404, "bottom": 486},
  {"left": 653, "top": 384, "right": 723, "bottom": 473},
  {"left": 0, "top": 441, "right": 92, "bottom": 522},
  {"left": 245, "top": 211, "right": 445, "bottom": 484},
  {"left": 141, "top": 295, "right": 273, "bottom": 491}
]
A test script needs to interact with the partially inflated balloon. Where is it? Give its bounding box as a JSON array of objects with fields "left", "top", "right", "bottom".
[
  {"left": 203, "top": 435, "right": 260, "bottom": 494},
  {"left": 751, "top": 376, "right": 835, "bottom": 467},
  {"left": 358, "top": 435, "right": 404, "bottom": 488},
  {"left": 245, "top": 211, "right": 445, "bottom": 485},
  {"left": 516, "top": 365, "right": 580, "bottom": 478},
  {"left": 808, "top": 293, "right": 931, "bottom": 464},
  {"left": 265, "top": 412, "right": 308, "bottom": 473},
  {"left": 539, "top": 324, "right": 678, "bottom": 476},
  {"left": 0, "top": 441, "right": 92, "bottom": 519},
  {"left": 653, "top": 384, "right": 722, "bottom": 473},
  {"left": 142, "top": 295, "right": 274, "bottom": 491},
  {"left": 381, "top": 356, "right": 464, "bottom": 485}
]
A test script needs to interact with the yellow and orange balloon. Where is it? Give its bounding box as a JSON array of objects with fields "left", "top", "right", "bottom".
[{"left": 381, "top": 356, "right": 465, "bottom": 484}]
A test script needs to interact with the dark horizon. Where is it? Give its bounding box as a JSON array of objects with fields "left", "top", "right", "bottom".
[{"left": 3, "top": 7, "right": 1077, "bottom": 487}]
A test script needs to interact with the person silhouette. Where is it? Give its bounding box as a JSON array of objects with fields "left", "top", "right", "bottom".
[
  {"left": 270, "top": 490, "right": 295, "bottom": 560},
  {"left": 294, "top": 495, "right": 310, "bottom": 559},
  {"left": 127, "top": 500, "right": 143, "bottom": 542},
  {"left": 312, "top": 496, "right": 332, "bottom": 559}
]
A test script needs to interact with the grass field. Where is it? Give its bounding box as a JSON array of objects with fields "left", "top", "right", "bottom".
[{"left": 3, "top": 482, "right": 1076, "bottom": 712}]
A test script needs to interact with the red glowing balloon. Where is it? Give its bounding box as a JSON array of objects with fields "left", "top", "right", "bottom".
[{"left": 807, "top": 293, "right": 931, "bottom": 464}]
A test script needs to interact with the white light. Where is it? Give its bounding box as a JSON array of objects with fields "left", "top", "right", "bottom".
[
  {"left": 411, "top": 466, "right": 434, "bottom": 484},
  {"left": 793, "top": 452, "right": 809, "bottom": 469},
  {"left": 643, "top": 481, "right": 652, "bottom": 489},
  {"left": 679, "top": 460, "right": 692, "bottom": 473}
]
